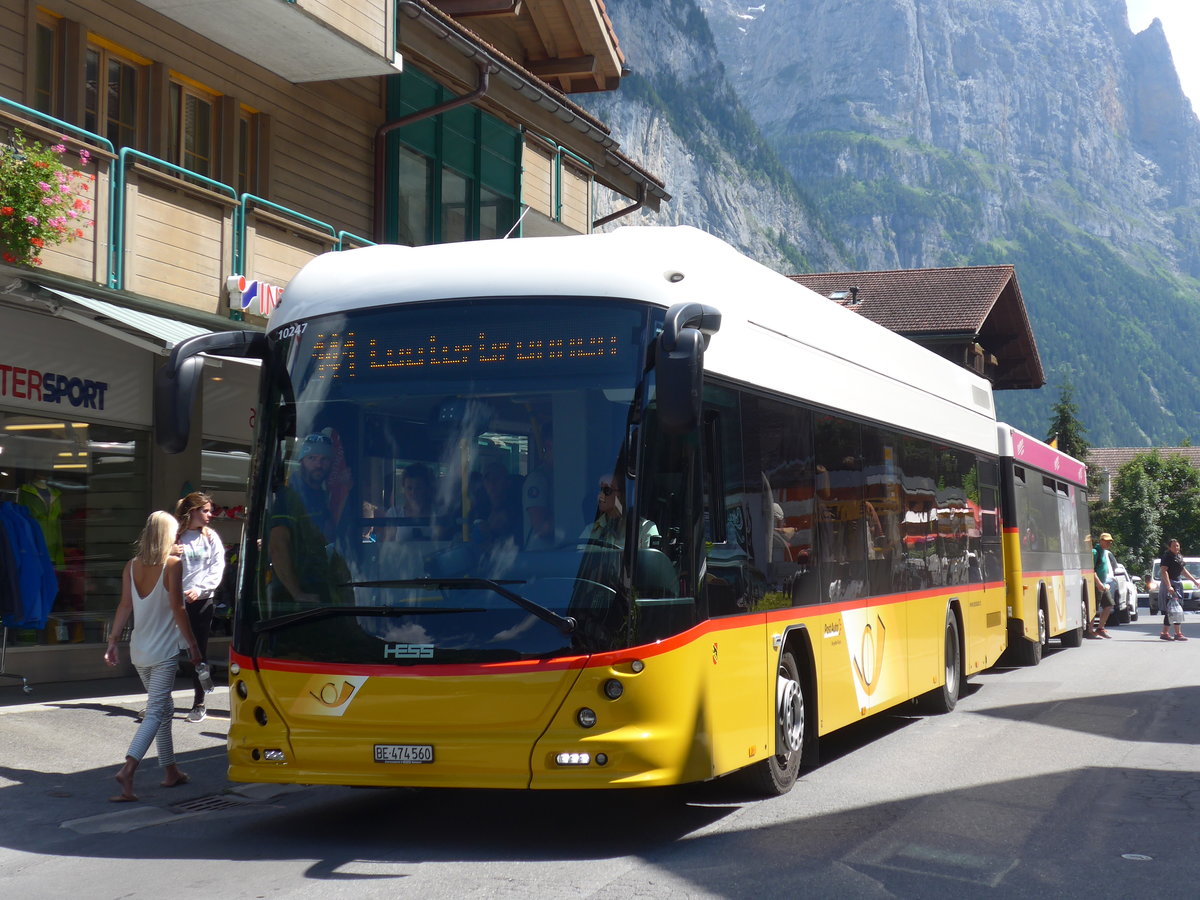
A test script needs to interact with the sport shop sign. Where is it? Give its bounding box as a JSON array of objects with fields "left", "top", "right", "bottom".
[{"left": 0, "top": 305, "right": 150, "bottom": 425}]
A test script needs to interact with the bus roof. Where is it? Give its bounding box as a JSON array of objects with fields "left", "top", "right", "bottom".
[
  {"left": 996, "top": 423, "right": 1088, "bottom": 487},
  {"left": 272, "top": 226, "right": 998, "bottom": 453}
]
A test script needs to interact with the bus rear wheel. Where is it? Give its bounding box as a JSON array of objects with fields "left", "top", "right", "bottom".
[
  {"left": 1014, "top": 604, "right": 1046, "bottom": 666},
  {"left": 919, "top": 608, "right": 961, "bottom": 714},
  {"left": 743, "top": 651, "right": 804, "bottom": 796},
  {"left": 1060, "top": 597, "right": 1086, "bottom": 648}
]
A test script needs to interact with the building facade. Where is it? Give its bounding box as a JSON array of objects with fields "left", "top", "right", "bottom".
[{"left": 0, "top": 0, "right": 667, "bottom": 686}]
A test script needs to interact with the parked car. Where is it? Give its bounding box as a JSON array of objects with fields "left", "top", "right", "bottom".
[
  {"left": 1111, "top": 563, "right": 1138, "bottom": 623},
  {"left": 1147, "top": 557, "right": 1200, "bottom": 614},
  {"left": 1132, "top": 574, "right": 1147, "bottom": 606}
]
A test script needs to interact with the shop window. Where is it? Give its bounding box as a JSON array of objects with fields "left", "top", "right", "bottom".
[
  {"left": 0, "top": 413, "right": 148, "bottom": 647},
  {"left": 84, "top": 43, "right": 144, "bottom": 150},
  {"left": 168, "top": 79, "right": 217, "bottom": 178}
]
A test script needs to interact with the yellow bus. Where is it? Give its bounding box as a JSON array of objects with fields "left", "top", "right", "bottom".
[
  {"left": 157, "top": 226, "right": 1008, "bottom": 795},
  {"left": 997, "top": 424, "right": 1093, "bottom": 665}
]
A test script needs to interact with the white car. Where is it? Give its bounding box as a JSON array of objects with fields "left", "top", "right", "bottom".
[
  {"left": 1147, "top": 557, "right": 1200, "bottom": 614},
  {"left": 1111, "top": 563, "right": 1138, "bottom": 623}
]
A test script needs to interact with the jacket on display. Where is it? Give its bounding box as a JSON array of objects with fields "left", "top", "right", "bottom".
[{"left": 0, "top": 502, "right": 58, "bottom": 628}]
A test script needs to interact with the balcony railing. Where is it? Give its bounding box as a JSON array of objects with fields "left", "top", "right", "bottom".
[{"left": 1, "top": 97, "right": 373, "bottom": 324}]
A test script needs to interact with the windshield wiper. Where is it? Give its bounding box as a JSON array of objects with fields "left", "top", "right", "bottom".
[
  {"left": 342, "top": 578, "right": 576, "bottom": 635},
  {"left": 253, "top": 604, "right": 485, "bottom": 634}
]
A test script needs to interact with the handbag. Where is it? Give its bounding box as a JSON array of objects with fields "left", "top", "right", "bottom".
[{"left": 1167, "top": 596, "right": 1185, "bottom": 625}]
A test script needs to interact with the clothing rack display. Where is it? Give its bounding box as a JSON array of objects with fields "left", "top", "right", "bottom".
[{"left": 1, "top": 499, "right": 59, "bottom": 695}]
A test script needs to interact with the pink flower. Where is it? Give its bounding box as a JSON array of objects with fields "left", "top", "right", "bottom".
[
  {"left": 37, "top": 181, "right": 53, "bottom": 192},
  {"left": 51, "top": 144, "right": 66, "bottom": 153},
  {"left": 24, "top": 216, "right": 38, "bottom": 226},
  {"left": 41, "top": 197, "right": 54, "bottom": 206},
  {"left": 78, "top": 149, "right": 91, "bottom": 163}
]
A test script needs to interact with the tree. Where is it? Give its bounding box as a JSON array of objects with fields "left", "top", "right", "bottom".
[
  {"left": 1045, "top": 382, "right": 1089, "bottom": 462},
  {"left": 1108, "top": 451, "right": 1200, "bottom": 575}
]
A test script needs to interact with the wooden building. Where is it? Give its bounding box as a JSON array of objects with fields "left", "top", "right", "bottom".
[{"left": 0, "top": 0, "right": 667, "bottom": 684}]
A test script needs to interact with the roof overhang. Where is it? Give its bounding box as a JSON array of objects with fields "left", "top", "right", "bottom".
[
  {"left": 137, "top": 0, "right": 400, "bottom": 82},
  {"left": 396, "top": 0, "right": 667, "bottom": 209}
]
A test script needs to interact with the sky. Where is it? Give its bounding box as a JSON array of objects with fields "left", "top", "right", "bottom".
[{"left": 1125, "top": 0, "right": 1199, "bottom": 109}]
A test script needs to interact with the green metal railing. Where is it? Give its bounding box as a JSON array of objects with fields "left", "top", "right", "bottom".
[
  {"left": 1, "top": 96, "right": 372, "bottom": 294},
  {"left": 109, "top": 148, "right": 239, "bottom": 289}
]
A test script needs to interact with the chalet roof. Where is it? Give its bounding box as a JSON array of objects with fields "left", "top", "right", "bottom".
[
  {"left": 788, "top": 265, "right": 1044, "bottom": 391},
  {"left": 1088, "top": 447, "right": 1200, "bottom": 473}
]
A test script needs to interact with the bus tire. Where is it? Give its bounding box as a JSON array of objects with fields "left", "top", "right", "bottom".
[
  {"left": 1060, "top": 596, "right": 1085, "bottom": 648},
  {"left": 919, "top": 608, "right": 961, "bottom": 714},
  {"left": 742, "top": 651, "right": 804, "bottom": 796},
  {"left": 1013, "top": 603, "right": 1046, "bottom": 666}
]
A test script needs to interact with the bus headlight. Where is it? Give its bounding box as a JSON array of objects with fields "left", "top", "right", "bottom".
[
  {"left": 577, "top": 707, "right": 597, "bottom": 728},
  {"left": 603, "top": 678, "right": 624, "bottom": 700}
]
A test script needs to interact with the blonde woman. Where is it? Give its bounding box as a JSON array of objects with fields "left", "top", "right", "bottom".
[
  {"left": 104, "top": 511, "right": 200, "bottom": 802},
  {"left": 174, "top": 492, "right": 226, "bottom": 722}
]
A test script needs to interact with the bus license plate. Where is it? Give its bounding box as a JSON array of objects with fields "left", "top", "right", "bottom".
[{"left": 374, "top": 744, "right": 434, "bottom": 764}]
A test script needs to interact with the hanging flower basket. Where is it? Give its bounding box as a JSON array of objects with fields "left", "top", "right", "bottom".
[{"left": 0, "top": 129, "right": 95, "bottom": 266}]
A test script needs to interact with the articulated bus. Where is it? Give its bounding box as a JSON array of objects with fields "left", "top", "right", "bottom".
[
  {"left": 997, "top": 424, "right": 1094, "bottom": 665},
  {"left": 157, "top": 226, "right": 1010, "bottom": 795}
]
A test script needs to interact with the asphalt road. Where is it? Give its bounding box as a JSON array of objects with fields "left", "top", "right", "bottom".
[{"left": 2, "top": 608, "right": 1198, "bottom": 900}]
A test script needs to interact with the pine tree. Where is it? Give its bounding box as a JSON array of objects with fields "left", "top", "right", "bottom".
[{"left": 1045, "top": 382, "right": 1089, "bottom": 461}]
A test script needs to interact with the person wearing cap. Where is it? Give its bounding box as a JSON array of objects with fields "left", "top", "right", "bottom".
[
  {"left": 1089, "top": 532, "right": 1116, "bottom": 638},
  {"left": 268, "top": 432, "right": 337, "bottom": 605}
]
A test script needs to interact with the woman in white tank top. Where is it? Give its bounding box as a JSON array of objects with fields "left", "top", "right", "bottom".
[{"left": 104, "top": 511, "right": 200, "bottom": 802}]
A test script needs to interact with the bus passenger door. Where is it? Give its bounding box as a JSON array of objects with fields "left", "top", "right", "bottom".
[{"left": 698, "top": 390, "right": 770, "bottom": 775}]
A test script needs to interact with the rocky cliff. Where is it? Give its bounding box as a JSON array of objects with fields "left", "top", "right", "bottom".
[{"left": 581, "top": 0, "right": 1200, "bottom": 446}]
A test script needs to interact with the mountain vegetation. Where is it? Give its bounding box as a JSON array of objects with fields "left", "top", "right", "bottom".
[{"left": 581, "top": 0, "right": 1200, "bottom": 447}]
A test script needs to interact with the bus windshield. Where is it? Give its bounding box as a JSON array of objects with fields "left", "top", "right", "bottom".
[{"left": 240, "top": 297, "right": 697, "bottom": 664}]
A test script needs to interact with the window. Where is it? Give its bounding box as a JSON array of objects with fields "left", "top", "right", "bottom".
[
  {"left": 33, "top": 16, "right": 62, "bottom": 117},
  {"left": 84, "top": 44, "right": 143, "bottom": 150},
  {"left": 237, "top": 107, "right": 261, "bottom": 196},
  {"left": 385, "top": 68, "right": 519, "bottom": 245},
  {"left": 168, "top": 79, "right": 217, "bottom": 177}
]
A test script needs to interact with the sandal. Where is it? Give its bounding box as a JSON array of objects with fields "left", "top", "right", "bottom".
[
  {"left": 1160, "top": 633, "right": 1174, "bottom": 641},
  {"left": 1174, "top": 634, "right": 1188, "bottom": 641}
]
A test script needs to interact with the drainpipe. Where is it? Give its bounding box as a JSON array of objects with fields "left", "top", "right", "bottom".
[
  {"left": 593, "top": 183, "right": 646, "bottom": 230},
  {"left": 373, "top": 59, "right": 490, "bottom": 241}
]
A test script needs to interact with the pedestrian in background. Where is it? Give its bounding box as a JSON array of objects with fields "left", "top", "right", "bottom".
[
  {"left": 174, "top": 491, "right": 225, "bottom": 722},
  {"left": 1158, "top": 538, "right": 1194, "bottom": 642},
  {"left": 1090, "top": 534, "right": 1116, "bottom": 638},
  {"left": 103, "top": 511, "right": 200, "bottom": 802}
]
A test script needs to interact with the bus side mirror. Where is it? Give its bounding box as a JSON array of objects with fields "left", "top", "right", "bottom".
[
  {"left": 154, "top": 331, "right": 268, "bottom": 454},
  {"left": 154, "top": 355, "right": 205, "bottom": 454},
  {"left": 655, "top": 302, "right": 721, "bottom": 434},
  {"left": 655, "top": 326, "right": 704, "bottom": 433}
]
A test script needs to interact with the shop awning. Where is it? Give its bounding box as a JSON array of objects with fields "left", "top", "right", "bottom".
[
  {"left": 42, "top": 288, "right": 210, "bottom": 354},
  {"left": 39, "top": 288, "right": 259, "bottom": 366}
]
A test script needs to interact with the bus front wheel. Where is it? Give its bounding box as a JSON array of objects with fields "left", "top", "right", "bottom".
[{"left": 743, "top": 651, "right": 804, "bottom": 796}]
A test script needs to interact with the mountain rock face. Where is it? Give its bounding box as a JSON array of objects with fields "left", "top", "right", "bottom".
[{"left": 582, "top": 0, "right": 1200, "bottom": 446}]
